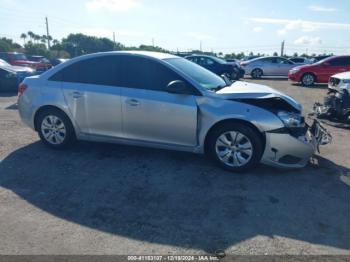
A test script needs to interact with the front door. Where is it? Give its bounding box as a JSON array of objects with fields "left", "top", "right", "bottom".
[{"left": 119, "top": 56, "right": 198, "bottom": 147}]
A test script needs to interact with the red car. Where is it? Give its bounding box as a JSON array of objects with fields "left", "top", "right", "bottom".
[
  {"left": 288, "top": 55, "right": 350, "bottom": 86},
  {"left": 0, "top": 52, "right": 52, "bottom": 72}
]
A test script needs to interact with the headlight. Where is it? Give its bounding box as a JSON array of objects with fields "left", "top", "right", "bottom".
[
  {"left": 277, "top": 111, "right": 304, "bottom": 128},
  {"left": 342, "top": 79, "right": 350, "bottom": 84},
  {"left": 290, "top": 68, "right": 300, "bottom": 74}
]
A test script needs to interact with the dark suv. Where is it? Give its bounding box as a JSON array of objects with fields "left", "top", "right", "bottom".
[{"left": 186, "top": 55, "right": 244, "bottom": 80}]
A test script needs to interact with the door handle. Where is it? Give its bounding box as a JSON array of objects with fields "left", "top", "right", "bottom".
[
  {"left": 71, "top": 91, "right": 83, "bottom": 99},
  {"left": 126, "top": 99, "right": 140, "bottom": 106}
]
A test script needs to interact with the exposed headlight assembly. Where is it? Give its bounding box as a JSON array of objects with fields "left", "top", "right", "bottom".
[{"left": 277, "top": 111, "right": 304, "bottom": 128}]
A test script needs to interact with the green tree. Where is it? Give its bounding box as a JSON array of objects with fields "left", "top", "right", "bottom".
[
  {"left": 27, "top": 31, "right": 34, "bottom": 42},
  {"left": 20, "top": 33, "right": 27, "bottom": 45},
  {"left": 24, "top": 42, "right": 49, "bottom": 56}
]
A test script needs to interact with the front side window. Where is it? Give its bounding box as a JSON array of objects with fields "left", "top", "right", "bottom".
[{"left": 118, "top": 56, "right": 187, "bottom": 91}]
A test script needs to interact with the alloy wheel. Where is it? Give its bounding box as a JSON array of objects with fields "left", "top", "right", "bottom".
[
  {"left": 41, "top": 115, "right": 66, "bottom": 145},
  {"left": 215, "top": 131, "right": 253, "bottom": 167},
  {"left": 302, "top": 74, "right": 314, "bottom": 86}
]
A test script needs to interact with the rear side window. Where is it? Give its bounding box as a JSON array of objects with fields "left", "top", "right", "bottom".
[
  {"left": 329, "top": 57, "right": 350, "bottom": 66},
  {"left": 49, "top": 56, "right": 119, "bottom": 86},
  {"left": 118, "top": 56, "right": 185, "bottom": 91}
]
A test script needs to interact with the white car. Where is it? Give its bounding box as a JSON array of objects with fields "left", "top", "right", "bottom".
[{"left": 329, "top": 71, "right": 350, "bottom": 93}]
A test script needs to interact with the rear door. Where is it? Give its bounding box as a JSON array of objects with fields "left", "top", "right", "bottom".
[
  {"left": 119, "top": 56, "right": 198, "bottom": 147},
  {"left": 318, "top": 57, "right": 350, "bottom": 83},
  {"left": 53, "top": 55, "right": 123, "bottom": 137}
]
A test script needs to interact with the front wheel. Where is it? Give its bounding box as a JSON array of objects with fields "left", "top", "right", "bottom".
[
  {"left": 207, "top": 123, "right": 263, "bottom": 172},
  {"left": 230, "top": 70, "right": 239, "bottom": 80},
  {"left": 301, "top": 73, "right": 315, "bottom": 87}
]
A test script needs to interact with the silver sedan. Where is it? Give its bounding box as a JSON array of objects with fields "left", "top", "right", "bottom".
[
  {"left": 18, "top": 51, "right": 330, "bottom": 172},
  {"left": 241, "top": 56, "right": 298, "bottom": 79}
]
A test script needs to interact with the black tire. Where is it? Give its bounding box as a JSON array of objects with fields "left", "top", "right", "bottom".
[
  {"left": 230, "top": 70, "right": 239, "bottom": 80},
  {"left": 207, "top": 123, "right": 263, "bottom": 172},
  {"left": 251, "top": 68, "right": 263, "bottom": 79},
  {"left": 301, "top": 73, "right": 315, "bottom": 87},
  {"left": 36, "top": 108, "right": 76, "bottom": 149}
]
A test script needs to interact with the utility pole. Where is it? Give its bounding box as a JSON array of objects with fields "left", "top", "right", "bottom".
[
  {"left": 280, "top": 40, "right": 285, "bottom": 56},
  {"left": 45, "top": 17, "right": 51, "bottom": 50},
  {"left": 200, "top": 40, "right": 202, "bottom": 52},
  {"left": 152, "top": 38, "right": 155, "bottom": 47},
  {"left": 113, "top": 32, "right": 116, "bottom": 45}
]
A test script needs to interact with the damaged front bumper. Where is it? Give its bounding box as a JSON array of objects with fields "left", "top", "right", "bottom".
[{"left": 261, "top": 119, "right": 332, "bottom": 169}]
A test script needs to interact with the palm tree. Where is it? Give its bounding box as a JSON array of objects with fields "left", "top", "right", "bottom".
[
  {"left": 27, "top": 31, "right": 34, "bottom": 42},
  {"left": 20, "top": 33, "right": 27, "bottom": 45},
  {"left": 33, "top": 34, "right": 41, "bottom": 43}
]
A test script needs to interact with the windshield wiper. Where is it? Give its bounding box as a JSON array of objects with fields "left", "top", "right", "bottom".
[{"left": 209, "top": 84, "right": 227, "bottom": 92}]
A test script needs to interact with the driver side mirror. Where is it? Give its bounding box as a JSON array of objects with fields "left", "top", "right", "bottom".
[{"left": 164, "top": 80, "right": 188, "bottom": 94}]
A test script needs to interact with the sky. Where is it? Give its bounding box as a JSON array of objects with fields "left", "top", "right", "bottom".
[{"left": 1, "top": 0, "right": 350, "bottom": 55}]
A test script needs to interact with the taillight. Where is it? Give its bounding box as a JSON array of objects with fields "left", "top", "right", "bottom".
[{"left": 18, "top": 83, "right": 28, "bottom": 96}]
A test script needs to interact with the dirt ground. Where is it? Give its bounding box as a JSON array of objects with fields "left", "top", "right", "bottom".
[{"left": 0, "top": 78, "right": 349, "bottom": 255}]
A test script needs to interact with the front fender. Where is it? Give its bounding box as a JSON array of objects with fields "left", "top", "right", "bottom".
[{"left": 196, "top": 97, "right": 284, "bottom": 152}]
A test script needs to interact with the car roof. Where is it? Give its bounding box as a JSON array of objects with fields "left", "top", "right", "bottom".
[
  {"left": 186, "top": 54, "right": 215, "bottom": 58},
  {"left": 80, "top": 51, "right": 178, "bottom": 60}
]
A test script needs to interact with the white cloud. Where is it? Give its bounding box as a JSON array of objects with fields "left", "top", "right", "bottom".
[
  {"left": 253, "top": 26, "right": 263, "bottom": 33},
  {"left": 85, "top": 0, "right": 139, "bottom": 12},
  {"left": 250, "top": 18, "right": 350, "bottom": 35},
  {"left": 308, "top": 5, "right": 337, "bottom": 12},
  {"left": 294, "top": 36, "right": 322, "bottom": 45}
]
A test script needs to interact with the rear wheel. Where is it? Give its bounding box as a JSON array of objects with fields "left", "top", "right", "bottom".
[
  {"left": 251, "top": 68, "right": 263, "bottom": 79},
  {"left": 301, "top": 73, "right": 315, "bottom": 87},
  {"left": 36, "top": 108, "right": 76, "bottom": 149},
  {"left": 207, "top": 123, "right": 263, "bottom": 172}
]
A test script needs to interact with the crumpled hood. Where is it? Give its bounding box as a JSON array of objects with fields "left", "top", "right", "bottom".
[
  {"left": 332, "top": 71, "right": 350, "bottom": 79},
  {"left": 216, "top": 81, "right": 302, "bottom": 112}
]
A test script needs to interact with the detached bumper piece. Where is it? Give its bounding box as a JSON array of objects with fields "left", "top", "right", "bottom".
[{"left": 309, "top": 119, "right": 332, "bottom": 152}]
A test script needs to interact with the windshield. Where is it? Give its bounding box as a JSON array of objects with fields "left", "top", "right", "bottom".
[
  {"left": 0, "top": 59, "right": 11, "bottom": 66},
  {"left": 211, "top": 56, "right": 227, "bottom": 64},
  {"left": 11, "top": 53, "right": 27, "bottom": 60},
  {"left": 165, "top": 58, "right": 226, "bottom": 90}
]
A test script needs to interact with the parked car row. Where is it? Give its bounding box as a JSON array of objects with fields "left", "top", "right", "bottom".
[
  {"left": 0, "top": 52, "right": 52, "bottom": 72},
  {"left": 0, "top": 59, "right": 35, "bottom": 92},
  {"left": 288, "top": 55, "right": 350, "bottom": 86},
  {"left": 0, "top": 52, "right": 69, "bottom": 91},
  {"left": 185, "top": 55, "right": 245, "bottom": 80}
]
